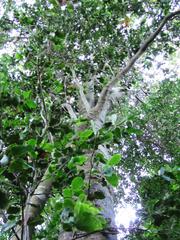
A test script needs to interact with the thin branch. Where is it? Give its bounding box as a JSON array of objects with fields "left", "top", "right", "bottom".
[
  {"left": 37, "top": 61, "right": 49, "bottom": 138},
  {"left": 62, "top": 103, "right": 77, "bottom": 120},
  {"left": 71, "top": 226, "right": 152, "bottom": 240},
  {"left": 92, "top": 10, "right": 180, "bottom": 116},
  {"left": 98, "top": 145, "right": 111, "bottom": 159},
  {"left": 71, "top": 69, "right": 91, "bottom": 113},
  {"left": 135, "top": 95, "right": 145, "bottom": 104},
  {"left": 86, "top": 76, "right": 95, "bottom": 107}
]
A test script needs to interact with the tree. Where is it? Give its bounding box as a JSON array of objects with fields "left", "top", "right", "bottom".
[
  {"left": 115, "top": 79, "right": 180, "bottom": 239},
  {"left": 0, "top": 1, "right": 179, "bottom": 240}
]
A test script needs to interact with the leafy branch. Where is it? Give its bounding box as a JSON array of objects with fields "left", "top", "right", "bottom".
[{"left": 90, "top": 10, "right": 180, "bottom": 118}]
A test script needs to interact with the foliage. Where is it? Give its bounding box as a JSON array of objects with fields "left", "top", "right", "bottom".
[
  {"left": 115, "top": 79, "right": 180, "bottom": 239},
  {"left": 0, "top": 0, "right": 179, "bottom": 239},
  {"left": 126, "top": 165, "right": 180, "bottom": 240}
]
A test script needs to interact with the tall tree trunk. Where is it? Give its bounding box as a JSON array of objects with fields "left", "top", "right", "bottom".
[{"left": 58, "top": 95, "right": 118, "bottom": 240}]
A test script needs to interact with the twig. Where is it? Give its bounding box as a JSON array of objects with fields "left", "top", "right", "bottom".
[{"left": 135, "top": 95, "right": 145, "bottom": 104}]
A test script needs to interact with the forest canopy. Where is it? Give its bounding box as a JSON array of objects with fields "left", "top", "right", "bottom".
[{"left": 0, "top": 1, "right": 179, "bottom": 240}]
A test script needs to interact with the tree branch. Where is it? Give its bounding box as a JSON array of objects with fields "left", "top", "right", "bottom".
[
  {"left": 86, "top": 76, "right": 95, "bottom": 107},
  {"left": 71, "top": 69, "right": 91, "bottom": 113},
  {"left": 91, "top": 10, "right": 180, "bottom": 117},
  {"left": 62, "top": 103, "right": 77, "bottom": 120}
]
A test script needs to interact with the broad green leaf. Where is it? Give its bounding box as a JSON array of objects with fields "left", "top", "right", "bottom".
[
  {"left": 95, "top": 153, "right": 105, "bottom": 163},
  {"left": 63, "top": 188, "right": 72, "bottom": 198},
  {"left": 71, "top": 177, "right": 84, "bottom": 192},
  {"left": 22, "top": 90, "right": 31, "bottom": 99},
  {"left": 40, "top": 142, "right": 54, "bottom": 152},
  {"left": 73, "top": 155, "right": 87, "bottom": 164},
  {"left": 26, "top": 99, "right": 36, "bottom": 109},
  {"left": 127, "top": 127, "right": 143, "bottom": 135},
  {"left": 74, "top": 201, "right": 99, "bottom": 217},
  {"left": 75, "top": 214, "right": 105, "bottom": 232},
  {"left": 102, "top": 132, "right": 114, "bottom": 143},
  {"left": 68, "top": 155, "right": 87, "bottom": 169},
  {"left": 15, "top": 53, "right": 23, "bottom": 60},
  {"left": 9, "top": 145, "right": 33, "bottom": 157},
  {"left": 108, "top": 154, "right": 121, "bottom": 166},
  {"left": 63, "top": 199, "right": 74, "bottom": 209},
  {"left": 9, "top": 159, "right": 23, "bottom": 172},
  {"left": 26, "top": 139, "right": 37, "bottom": 147},
  {"left": 78, "top": 193, "right": 87, "bottom": 202},
  {"left": 74, "top": 201, "right": 106, "bottom": 232},
  {"left": 78, "top": 129, "right": 93, "bottom": 141},
  {"left": 53, "top": 81, "right": 63, "bottom": 93},
  {"left": 106, "top": 173, "right": 119, "bottom": 187}
]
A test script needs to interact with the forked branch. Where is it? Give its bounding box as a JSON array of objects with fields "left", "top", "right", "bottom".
[{"left": 92, "top": 9, "right": 180, "bottom": 116}]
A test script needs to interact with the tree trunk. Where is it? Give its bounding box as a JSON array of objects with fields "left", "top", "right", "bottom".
[
  {"left": 58, "top": 108, "right": 118, "bottom": 240},
  {"left": 12, "top": 168, "right": 53, "bottom": 240}
]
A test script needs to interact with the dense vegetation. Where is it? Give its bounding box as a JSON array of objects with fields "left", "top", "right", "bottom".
[{"left": 0, "top": 1, "right": 179, "bottom": 240}]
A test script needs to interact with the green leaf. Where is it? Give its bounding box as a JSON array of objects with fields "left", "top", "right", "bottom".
[
  {"left": 68, "top": 155, "right": 87, "bottom": 169},
  {"left": 74, "top": 201, "right": 106, "bottom": 232},
  {"left": 108, "top": 154, "right": 121, "bottom": 166},
  {"left": 9, "top": 145, "right": 33, "bottom": 157},
  {"left": 101, "top": 132, "right": 113, "bottom": 143},
  {"left": 63, "top": 199, "right": 74, "bottom": 209},
  {"left": 49, "top": 0, "right": 59, "bottom": 7},
  {"left": 75, "top": 214, "right": 105, "bottom": 232},
  {"left": 26, "top": 99, "right": 36, "bottom": 109},
  {"left": 106, "top": 173, "right": 119, "bottom": 187},
  {"left": 127, "top": 127, "right": 143, "bottom": 135},
  {"left": 74, "top": 201, "right": 99, "bottom": 217},
  {"left": 73, "top": 155, "right": 87, "bottom": 164},
  {"left": 40, "top": 142, "right": 54, "bottom": 152},
  {"left": 9, "top": 158, "right": 31, "bottom": 172},
  {"left": 26, "top": 139, "right": 37, "bottom": 147},
  {"left": 53, "top": 44, "right": 64, "bottom": 51},
  {"left": 78, "top": 129, "right": 93, "bottom": 141},
  {"left": 78, "top": 193, "right": 87, "bottom": 202},
  {"left": 15, "top": 53, "right": 23, "bottom": 60},
  {"left": 63, "top": 188, "right": 72, "bottom": 198},
  {"left": 53, "top": 81, "right": 63, "bottom": 93},
  {"left": 22, "top": 90, "right": 31, "bottom": 99},
  {"left": 95, "top": 153, "right": 105, "bottom": 163},
  {"left": 71, "top": 177, "right": 84, "bottom": 192}
]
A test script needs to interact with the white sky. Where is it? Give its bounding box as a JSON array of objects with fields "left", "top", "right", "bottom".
[{"left": 116, "top": 205, "right": 136, "bottom": 228}]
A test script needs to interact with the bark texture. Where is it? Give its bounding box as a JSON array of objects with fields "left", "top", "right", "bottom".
[{"left": 12, "top": 169, "right": 53, "bottom": 240}]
